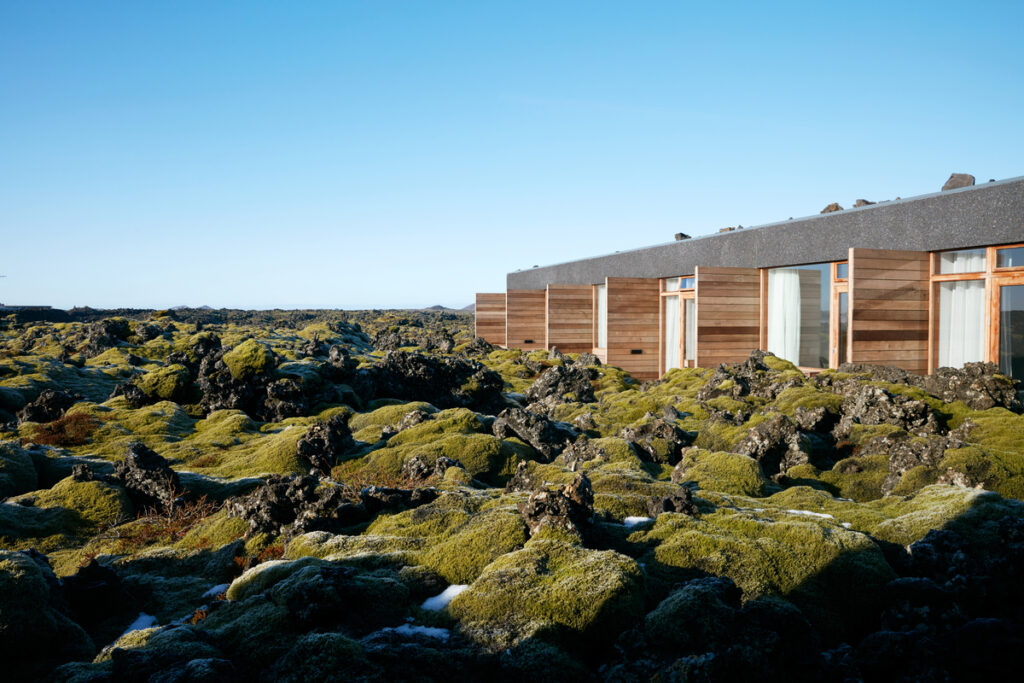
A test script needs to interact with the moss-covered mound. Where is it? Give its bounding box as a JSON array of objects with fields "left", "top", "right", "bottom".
[{"left": 2, "top": 314, "right": 1022, "bottom": 682}]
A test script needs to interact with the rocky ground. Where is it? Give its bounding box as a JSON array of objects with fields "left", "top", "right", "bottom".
[{"left": 1, "top": 308, "right": 1023, "bottom": 682}]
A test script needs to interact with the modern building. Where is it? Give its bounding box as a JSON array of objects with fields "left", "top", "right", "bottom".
[{"left": 475, "top": 175, "right": 1024, "bottom": 381}]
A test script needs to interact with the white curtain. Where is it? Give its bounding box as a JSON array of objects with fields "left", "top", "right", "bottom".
[
  {"left": 939, "top": 249, "right": 986, "bottom": 274},
  {"left": 596, "top": 284, "right": 608, "bottom": 348},
  {"left": 664, "top": 296, "right": 680, "bottom": 370},
  {"left": 938, "top": 280, "right": 985, "bottom": 368},
  {"left": 767, "top": 269, "right": 801, "bottom": 364},
  {"left": 684, "top": 298, "right": 696, "bottom": 362}
]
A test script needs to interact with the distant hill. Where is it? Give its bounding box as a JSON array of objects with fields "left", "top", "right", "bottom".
[{"left": 463, "top": 303, "right": 475, "bottom": 311}]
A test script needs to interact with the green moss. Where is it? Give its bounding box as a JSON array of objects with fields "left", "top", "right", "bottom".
[
  {"left": 0, "top": 549, "right": 95, "bottom": 679},
  {"left": 175, "top": 509, "right": 248, "bottom": 550},
  {"left": 93, "top": 627, "right": 158, "bottom": 662},
  {"left": 694, "top": 414, "right": 768, "bottom": 452},
  {"left": 225, "top": 556, "right": 323, "bottom": 601},
  {"left": 762, "top": 483, "right": 1023, "bottom": 547},
  {"left": 449, "top": 538, "right": 644, "bottom": 650},
  {"left": 815, "top": 455, "right": 890, "bottom": 502},
  {"left": 222, "top": 339, "right": 275, "bottom": 380},
  {"left": 136, "top": 364, "right": 191, "bottom": 401},
  {"left": 762, "top": 355, "right": 800, "bottom": 373},
  {"left": 636, "top": 503, "right": 893, "bottom": 638},
  {"left": 0, "top": 441, "right": 38, "bottom": 498},
  {"left": 773, "top": 385, "right": 843, "bottom": 416},
  {"left": 18, "top": 477, "right": 134, "bottom": 529},
  {"left": 285, "top": 531, "right": 422, "bottom": 564},
  {"left": 676, "top": 448, "right": 772, "bottom": 497},
  {"left": 349, "top": 401, "right": 437, "bottom": 432},
  {"left": 891, "top": 465, "right": 939, "bottom": 496},
  {"left": 384, "top": 408, "right": 484, "bottom": 446}
]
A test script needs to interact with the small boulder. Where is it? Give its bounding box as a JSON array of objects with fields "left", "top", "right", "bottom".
[
  {"left": 492, "top": 407, "right": 578, "bottom": 462},
  {"left": 620, "top": 417, "right": 693, "bottom": 465},
  {"left": 295, "top": 414, "right": 355, "bottom": 475},
  {"left": 18, "top": 389, "right": 80, "bottom": 424},
  {"left": 733, "top": 414, "right": 812, "bottom": 477},
  {"left": 941, "top": 173, "right": 975, "bottom": 191},
  {"left": 112, "top": 441, "right": 182, "bottom": 511},
  {"left": 821, "top": 202, "right": 844, "bottom": 214},
  {"left": 518, "top": 472, "right": 594, "bottom": 537}
]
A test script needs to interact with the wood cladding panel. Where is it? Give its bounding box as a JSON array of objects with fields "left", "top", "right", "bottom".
[
  {"left": 546, "top": 284, "right": 594, "bottom": 354},
  {"left": 605, "top": 277, "right": 660, "bottom": 379},
  {"left": 505, "top": 289, "right": 546, "bottom": 350},
  {"left": 695, "top": 266, "right": 761, "bottom": 367},
  {"left": 474, "top": 293, "right": 506, "bottom": 347},
  {"left": 849, "top": 248, "right": 929, "bottom": 374}
]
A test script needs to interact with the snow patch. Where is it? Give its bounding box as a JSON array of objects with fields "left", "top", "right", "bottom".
[
  {"left": 623, "top": 516, "right": 654, "bottom": 527},
  {"left": 785, "top": 509, "right": 834, "bottom": 520},
  {"left": 421, "top": 584, "right": 469, "bottom": 611},
  {"left": 385, "top": 624, "right": 450, "bottom": 641},
  {"left": 842, "top": 522, "right": 852, "bottom": 529},
  {"left": 121, "top": 613, "right": 158, "bottom": 637},
  {"left": 202, "top": 583, "right": 230, "bottom": 599}
]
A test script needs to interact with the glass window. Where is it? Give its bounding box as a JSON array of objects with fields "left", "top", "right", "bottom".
[
  {"left": 680, "top": 277, "right": 695, "bottom": 290},
  {"left": 766, "top": 263, "right": 830, "bottom": 367},
  {"left": 684, "top": 298, "right": 696, "bottom": 362},
  {"left": 664, "top": 296, "right": 680, "bottom": 370},
  {"left": 665, "top": 277, "right": 680, "bottom": 292},
  {"left": 938, "top": 248, "right": 986, "bottom": 274},
  {"left": 1000, "top": 284, "right": 1024, "bottom": 379},
  {"left": 838, "top": 291, "right": 848, "bottom": 365},
  {"left": 937, "top": 280, "right": 985, "bottom": 368},
  {"left": 596, "top": 284, "right": 607, "bottom": 348},
  {"left": 835, "top": 262, "right": 849, "bottom": 280},
  {"left": 996, "top": 247, "right": 1024, "bottom": 269}
]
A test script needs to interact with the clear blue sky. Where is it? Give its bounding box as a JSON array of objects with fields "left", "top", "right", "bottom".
[{"left": 2, "top": 1, "right": 1022, "bottom": 309}]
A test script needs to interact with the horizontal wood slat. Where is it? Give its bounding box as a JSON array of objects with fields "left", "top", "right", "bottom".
[
  {"left": 849, "top": 248, "right": 929, "bottom": 373},
  {"left": 474, "top": 293, "right": 506, "bottom": 347},
  {"left": 606, "top": 277, "right": 660, "bottom": 379},
  {"left": 695, "top": 266, "right": 761, "bottom": 367},
  {"left": 506, "top": 289, "right": 546, "bottom": 350},
  {"left": 546, "top": 284, "right": 594, "bottom": 354}
]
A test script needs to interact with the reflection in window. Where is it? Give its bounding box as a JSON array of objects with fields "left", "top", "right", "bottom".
[
  {"left": 1000, "top": 285, "right": 1024, "bottom": 379},
  {"left": 680, "top": 277, "right": 695, "bottom": 289},
  {"left": 596, "top": 284, "right": 607, "bottom": 348},
  {"left": 838, "top": 291, "right": 848, "bottom": 365},
  {"left": 766, "top": 263, "right": 830, "bottom": 367},
  {"left": 664, "top": 296, "right": 680, "bottom": 370},
  {"left": 997, "top": 247, "right": 1024, "bottom": 269},
  {"left": 938, "top": 280, "right": 985, "bottom": 368},
  {"left": 836, "top": 262, "right": 849, "bottom": 279},
  {"left": 938, "top": 249, "right": 986, "bottom": 274},
  {"left": 684, "top": 298, "right": 695, "bottom": 362}
]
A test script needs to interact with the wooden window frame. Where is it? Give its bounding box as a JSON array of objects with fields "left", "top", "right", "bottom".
[
  {"left": 928, "top": 242, "right": 1024, "bottom": 372},
  {"left": 658, "top": 276, "right": 696, "bottom": 375},
  {"left": 759, "top": 261, "right": 848, "bottom": 372}
]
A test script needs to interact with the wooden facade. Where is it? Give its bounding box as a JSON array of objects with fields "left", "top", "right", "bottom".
[
  {"left": 505, "top": 289, "right": 546, "bottom": 351},
  {"left": 545, "top": 284, "right": 594, "bottom": 354},
  {"left": 694, "top": 267, "right": 761, "bottom": 367},
  {"left": 474, "top": 293, "right": 507, "bottom": 346},
  {"left": 848, "top": 248, "right": 930, "bottom": 374},
  {"left": 476, "top": 242, "right": 1021, "bottom": 380},
  {"left": 605, "top": 277, "right": 660, "bottom": 379}
]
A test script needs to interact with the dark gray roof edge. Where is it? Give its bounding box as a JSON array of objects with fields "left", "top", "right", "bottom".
[
  {"left": 507, "top": 175, "right": 1024, "bottom": 289},
  {"left": 512, "top": 175, "right": 1024, "bottom": 273}
]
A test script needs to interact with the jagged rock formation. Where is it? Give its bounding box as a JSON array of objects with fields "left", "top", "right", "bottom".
[{"left": 0, "top": 313, "right": 1022, "bottom": 682}]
